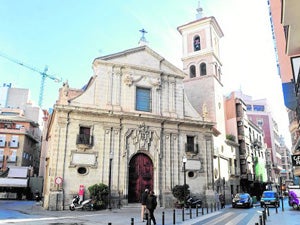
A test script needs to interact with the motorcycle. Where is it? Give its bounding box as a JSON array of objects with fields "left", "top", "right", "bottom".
[
  {"left": 34, "top": 190, "right": 42, "bottom": 202},
  {"left": 185, "top": 196, "right": 202, "bottom": 208},
  {"left": 69, "top": 195, "right": 93, "bottom": 211}
]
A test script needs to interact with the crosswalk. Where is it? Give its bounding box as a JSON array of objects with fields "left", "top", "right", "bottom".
[{"left": 181, "top": 209, "right": 261, "bottom": 225}]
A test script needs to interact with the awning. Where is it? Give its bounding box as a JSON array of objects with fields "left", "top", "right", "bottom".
[
  {"left": 0, "top": 178, "right": 28, "bottom": 187},
  {"left": 282, "top": 82, "right": 297, "bottom": 110}
]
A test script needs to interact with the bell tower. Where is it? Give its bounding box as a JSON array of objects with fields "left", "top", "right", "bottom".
[{"left": 177, "top": 4, "right": 224, "bottom": 132}]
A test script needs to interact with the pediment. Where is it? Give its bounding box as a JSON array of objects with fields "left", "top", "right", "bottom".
[{"left": 94, "top": 45, "right": 185, "bottom": 78}]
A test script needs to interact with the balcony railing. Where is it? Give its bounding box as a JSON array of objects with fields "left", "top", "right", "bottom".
[{"left": 76, "top": 134, "right": 94, "bottom": 147}]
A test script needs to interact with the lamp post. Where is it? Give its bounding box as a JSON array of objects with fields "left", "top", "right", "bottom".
[
  {"left": 183, "top": 155, "right": 187, "bottom": 207},
  {"left": 108, "top": 151, "right": 113, "bottom": 210}
]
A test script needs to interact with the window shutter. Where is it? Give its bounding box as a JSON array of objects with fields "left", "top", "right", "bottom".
[{"left": 136, "top": 87, "right": 151, "bottom": 112}]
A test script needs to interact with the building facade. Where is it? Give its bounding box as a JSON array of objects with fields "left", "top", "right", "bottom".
[
  {"left": 268, "top": 0, "right": 300, "bottom": 180},
  {"left": 42, "top": 45, "right": 217, "bottom": 210}
]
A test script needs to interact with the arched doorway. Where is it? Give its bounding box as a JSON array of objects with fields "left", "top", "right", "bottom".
[{"left": 128, "top": 153, "right": 153, "bottom": 203}]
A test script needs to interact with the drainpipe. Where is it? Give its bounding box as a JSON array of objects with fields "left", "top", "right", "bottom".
[{"left": 62, "top": 110, "right": 71, "bottom": 210}]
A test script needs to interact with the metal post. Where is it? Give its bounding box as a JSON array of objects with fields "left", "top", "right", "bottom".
[
  {"left": 202, "top": 205, "right": 204, "bottom": 215},
  {"left": 182, "top": 207, "right": 185, "bottom": 221},
  {"left": 162, "top": 211, "right": 165, "bottom": 225},
  {"left": 196, "top": 205, "right": 199, "bottom": 217},
  {"left": 131, "top": 218, "right": 134, "bottom": 225},
  {"left": 280, "top": 177, "right": 284, "bottom": 212},
  {"left": 190, "top": 206, "right": 192, "bottom": 219},
  {"left": 173, "top": 209, "right": 176, "bottom": 224},
  {"left": 276, "top": 205, "right": 278, "bottom": 213},
  {"left": 259, "top": 215, "right": 263, "bottom": 225},
  {"left": 183, "top": 156, "right": 187, "bottom": 207},
  {"left": 211, "top": 202, "right": 213, "bottom": 213},
  {"left": 108, "top": 223, "right": 112, "bottom": 225},
  {"left": 206, "top": 203, "right": 208, "bottom": 214},
  {"left": 267, "top": 206, "right": 269, "bottom": 216},
  {"left": 108, "top": 152, "right": 113, "bottom": 210}
]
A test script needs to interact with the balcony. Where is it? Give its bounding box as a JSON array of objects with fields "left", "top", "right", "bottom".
[{"left": 76, "top": 134, "right": 94, "bottom": 148}]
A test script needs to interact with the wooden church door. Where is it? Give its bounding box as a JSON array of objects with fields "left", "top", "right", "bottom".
[{"left": 128, "top": 153, "right": 153, "bottom": 203}]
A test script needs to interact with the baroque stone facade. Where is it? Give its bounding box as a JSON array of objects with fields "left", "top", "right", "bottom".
[{"left": 43, "top": 46, "right": 216, "bottom": 210}]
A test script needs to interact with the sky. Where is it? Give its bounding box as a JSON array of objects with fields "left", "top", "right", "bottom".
[{"left": 0, "top": 0, "right": 291, "bottom": 147}]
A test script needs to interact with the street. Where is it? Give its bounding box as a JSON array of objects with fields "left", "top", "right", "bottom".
[{"left": 0, "top": 198, "right": 298, "bottom": 225}]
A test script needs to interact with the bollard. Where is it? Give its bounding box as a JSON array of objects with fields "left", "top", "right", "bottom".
[
  {"left": 162, "top": 211, "right": 165, "bottom": 225},
  {"left": 182, "top": 207, "right": 185, "bottom": 221},
  {"left": 173, "top": 209, "right": 176, "bottom": 225},
  {"left": 108, "top": 223, "right": 112, "bottom": 225},
  {"left": 211, "top": 202, "right": 213, "bottom": 213},
  {"left": 206, "top": 203, "right": 209, "bottom": 214},
  {"left": 259, "top": 215, "right": 263, "bottom": 225},
  {"left": 267, "top": 206, "right": 269, "bottom": 217},
  {"left": 214, "top": 202, "right": 216, "bottom": 211},
  {"left": 217, "top": 202, "right": 220, "bottom": 210},
  {"left": 263, "top": 209, "right": 267, "bottom": 221},
  {"left": 196, "top": 205, "right": 199, "bottom": 217},
  {"left": 202, "top": 205, "right": 204, "bottom": 215},
  {"left": 255, "top": 223, "right": 259, "bottom": 225},
  {"left": 276, "top": 205, "right": 278, "bottom": 214},
  {"left": 190, "top": 206, "right": 192, "bottom": 219},
  {"left": 131, "top": 218, "right": 134, "bottom": 225}
]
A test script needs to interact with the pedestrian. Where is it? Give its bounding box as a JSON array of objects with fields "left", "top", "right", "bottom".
[
  {"left": 141, "top": 188, "right": 149, "bottom": 222},
  {"left": 146, "top": 190, "right": 157, "bottom": 225},
  {"left": 219, "top": 194, "right": 225, "bottom": 209}
]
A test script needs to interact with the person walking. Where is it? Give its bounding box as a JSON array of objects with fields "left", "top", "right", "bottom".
[
  {"left": 219, "top": 193, "right": 225, "bottom": 209},
  {"left": 146, "top": 190, "right": 157, "bottom": 225},
  {"left": 141, "top": 188, "right": 149, "bottom": 222}
]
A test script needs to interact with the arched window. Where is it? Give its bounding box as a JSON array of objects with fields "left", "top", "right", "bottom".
[
  {"left": 200, "top": 63, "right": 206, "bottom": 75},
  {"left": 189, "top": 65, "right": 196, "bottom": 78},
  {"left": 193, "top": 36, "right": 201, "bottom": 51}
]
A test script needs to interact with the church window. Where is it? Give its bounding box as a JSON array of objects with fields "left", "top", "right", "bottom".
[
  {"left": 185, "top": 135, "right": 198, "bottom": 153},
  {"left": 136, "top": 87, "right": 152, "bottom": 112},
  {"left": 77, "top": 167, "right": 88, "bottom": 175},
  {"left": 193, "top": 35, "right": 201, "bottom": 51},
  {"left": 76, "top": 126, "right": 93, "bottom": 146},
  {"left": 189, "top": 65, "right": 196, "bottom": 78},
  {"left": 200, "top": 63, "right": 206, "bottom": 75}
]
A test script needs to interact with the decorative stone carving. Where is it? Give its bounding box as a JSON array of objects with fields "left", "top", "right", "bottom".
[{"left": 123, "top": 73, "right": 143, "bottom": 86}]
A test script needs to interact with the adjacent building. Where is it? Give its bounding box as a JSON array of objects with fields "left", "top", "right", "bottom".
[{"left": 268, "top": 0, "right": 300, "bottom": 181}]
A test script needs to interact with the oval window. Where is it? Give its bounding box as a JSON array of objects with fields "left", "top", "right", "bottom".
[
  {"left": 77, "top": 167, "right": 87, "bottom": 175},
  {"left": 188, "top": 171, "right": 195, "bottom": 178}
]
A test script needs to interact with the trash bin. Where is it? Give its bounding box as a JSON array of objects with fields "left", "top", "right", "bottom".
[{"left": 252, "top": 196, "right": 257, "bottom": 204}]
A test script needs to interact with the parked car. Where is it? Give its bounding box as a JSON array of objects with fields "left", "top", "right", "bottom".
[
  {"left": 260, "top": 191, "right": 280, "bottom": 208},
  {"left": 288, "top": 185, "right": 300, "bottom": 210},
  {"left": 232, "top": 193, "right": 253, "bottom": 208}
]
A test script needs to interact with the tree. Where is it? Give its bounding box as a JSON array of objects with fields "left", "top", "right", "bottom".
[
  {"left": 172, "top": 184, "right": 190, "bottom": 207},
  {"left": 88, "top": 183, "right": 109, "bottom": 210}
]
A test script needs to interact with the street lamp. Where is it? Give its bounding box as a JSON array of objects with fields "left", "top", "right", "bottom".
[
  {"left": 183, "top": 155, "right": 187, "bottom": 207},
  {"left": 108, "top": 151, "right": 113, "bottom": 210}
]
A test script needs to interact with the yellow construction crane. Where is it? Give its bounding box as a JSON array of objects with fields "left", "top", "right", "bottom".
[{"left": 0, "top": 52, "right": 62, "bottom": 107}]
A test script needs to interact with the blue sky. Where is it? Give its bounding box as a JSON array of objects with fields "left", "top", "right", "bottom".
[{"left": 0, "top": 0, "right": 291, "bottom": 146}]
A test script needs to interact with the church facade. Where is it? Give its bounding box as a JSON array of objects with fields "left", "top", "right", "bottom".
[
  {"left": 42, "top": 7, "right": 241, "bottom": 210},
  {"left": 43, "top": 45, "right": 217, "bottom": 210}
]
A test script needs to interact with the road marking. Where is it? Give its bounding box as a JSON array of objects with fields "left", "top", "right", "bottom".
[
  {"left": 0, "top": 213, "right": 108, "bottom": 224},
  {"left": 224, "top": 212, "right": 247, "bottom": 225},
  {"left": 201, "top": 212, "right": 235, "bottom": 225}
]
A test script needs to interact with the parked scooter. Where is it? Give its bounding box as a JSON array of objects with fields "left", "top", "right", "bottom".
[
  {"left": 185, "top": 196, "right": 202, "bottom": 208},
  {"left": 69, "top": 195, "right": 93, "bottom": 211},
  {"left": 34, "top": 190, "right": 42, "bottom": 202}
]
